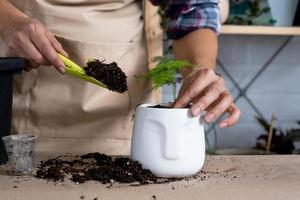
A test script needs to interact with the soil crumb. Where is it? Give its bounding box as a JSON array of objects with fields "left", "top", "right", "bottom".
[
  {"left": 36, "top": 153, "right": 171, "bottom": 185},
  {"left": 84, "top": 60, "right": 127, "bottom": 93}
]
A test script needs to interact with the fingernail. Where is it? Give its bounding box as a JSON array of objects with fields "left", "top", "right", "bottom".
[
  {"left": 59, "top": 66, "right": 65, "bottom": 74},
  {"left": 205, "top": 113, "right": 215, "bottom": 122},
  {"left": 220, "top": 122, "right": 228, "bottom": 128},
  {"left": 191, "top": 107, "right": 200, "bottom": 116},
  {"left": 58, "top": 59, "right": 65, "bottom": 69},
  {"left": 63, "top": 50, "right": 69, "bottom": 57}
]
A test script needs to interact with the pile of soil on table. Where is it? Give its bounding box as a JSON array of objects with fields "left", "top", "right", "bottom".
[
  {"left": 35, "top": 153, "right": 177, "bottom": 185},
  {"left": 84, "top": 60, "right": 127, "bottom": 93}
]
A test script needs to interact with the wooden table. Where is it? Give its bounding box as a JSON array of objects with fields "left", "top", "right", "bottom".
[{"left": 1, "top": 155, "right": 300, "bottom": 200}]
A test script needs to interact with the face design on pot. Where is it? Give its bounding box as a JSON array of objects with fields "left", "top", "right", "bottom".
[{"left": 143, "top": 115, "right": 202, "bottom": 161}]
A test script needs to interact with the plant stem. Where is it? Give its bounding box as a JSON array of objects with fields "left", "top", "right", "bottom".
[{"left": 172, "top": 83, "right": 176, "bottom": 102}]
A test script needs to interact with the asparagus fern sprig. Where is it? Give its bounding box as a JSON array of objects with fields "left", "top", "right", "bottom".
[{"left": 138, "top": 56, "right": 194, "bottom": 101}]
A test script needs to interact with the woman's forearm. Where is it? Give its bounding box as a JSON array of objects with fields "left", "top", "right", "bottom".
[
  {"left": 0, "top": 0, "right": 28, "bottom": 36},
  {"left": 173, "top": 29, "right": 218, "bottom": 78}
]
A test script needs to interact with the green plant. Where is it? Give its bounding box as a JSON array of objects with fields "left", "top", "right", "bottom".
[
  {"left": 227, "top": 0, "right": 276, "bottom": 25},
  {"left": 156, "top": 1, "right": 168, "bottom": 30},
  {"left": 138, "top": 56, "right": 193, "bottom": 101},
  {"left": 255, "top": 116, "right": 297, "bottom": 154}
]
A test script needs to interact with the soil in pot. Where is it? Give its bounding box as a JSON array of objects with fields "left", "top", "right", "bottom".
[
  {"left": 84, "top": 60, "right": 127, "bottom": 93},
  {"left": 148, "top": 103, "right": 192, "bottom": 109},
  {"left": 149, "top": 105, "right": 171, "bottom": 109}
]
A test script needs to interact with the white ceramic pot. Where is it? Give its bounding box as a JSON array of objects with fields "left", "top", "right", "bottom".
[
  {"left": 268, "top": 0, "right": 299, "bottom": 26},
  {"left": 131, "top": 104, "right": 205, "bottom": 178}
]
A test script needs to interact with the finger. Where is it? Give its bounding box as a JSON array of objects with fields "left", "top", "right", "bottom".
[
  {"left": 190, "top": 78, "right": 225, "bottom": 116},
  {"left": 219, "top": 104, "right": 241, "bottom": 128},
  {"left": 6, "top": 43, "right": 28, "bottom": 57},
  {"left": 15, "top": 36, "right": 50, "bottom": 66},
  {"left": 173, "top": 69, "right": 218, "bottom": 108},
  {"left": 204, "top": 92, "right": 232, "bottom": 123},
  {"left": 5, "top": 46, "right": 18, "bottom": 57},
  {"left": 30, "top": 30, "right": 65, "bottom": 74},
  {"left": 47, "top": 33, "right": 69, "bottom": 57}
]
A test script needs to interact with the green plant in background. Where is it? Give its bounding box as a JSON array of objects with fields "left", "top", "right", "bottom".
[
  {"left": 156, "top": 1, "right": 168, "bottom": 30},
  {"left": 226, "top": 0, "right": 276, "bottom": 25},
  {"left": 158, "top": 6, "right": 167, "bottom": 31},
  {"left": 255, "top": 116, "right": 300, "bottom": 154},
  {"left": 156, "top": 2, "right": 174, "bottom": 55},
  {"left": 138, "top": 57, "right": 193, "bottom": 101}
]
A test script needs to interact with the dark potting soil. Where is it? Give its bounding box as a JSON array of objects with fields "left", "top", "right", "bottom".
[
  {"left": 149, "top": 105, "right": 171, "bottom": 109},
  {"left": 149, "top": 104, "right": 191, "bottom": 109},
  {"left": 84, "top": 60, "right": 127, "bottom": 93},
  {"left": 35, "top": 153, "right": 166, "bottom": 185},
  {"left": 148, "top": 102, "right": 194, "bottom": 109},
  {"left": 35, "top": 153, "right": 240, "bottom": 187}
]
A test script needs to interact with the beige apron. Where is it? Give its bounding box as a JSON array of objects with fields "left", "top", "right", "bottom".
[{"left": 7, "top": 0, "right": 162, "bottom": 155}]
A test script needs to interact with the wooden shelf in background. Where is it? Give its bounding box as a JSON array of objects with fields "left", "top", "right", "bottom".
[{"left": 221, "top": 25, "right": 300, "bottom": 36}]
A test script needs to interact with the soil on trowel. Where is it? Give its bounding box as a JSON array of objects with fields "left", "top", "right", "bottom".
[
  {"left": 35, "top": 153, "right": 178, "bottom": 185},
  {"left": 84, "top": 60, "right": 127, "bottom": 93}
]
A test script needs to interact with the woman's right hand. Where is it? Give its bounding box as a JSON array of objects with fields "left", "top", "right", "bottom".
[{"left": 1, "top": 16, "right": 68, "bottom": 73}]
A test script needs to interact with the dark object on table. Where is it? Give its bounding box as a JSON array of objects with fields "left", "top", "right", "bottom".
[
  {"left": 293, "top": 1, "right": 300, "bottom": 26},
  {"left": 0, "top": 58, "right": 27, "bottom": 164}
]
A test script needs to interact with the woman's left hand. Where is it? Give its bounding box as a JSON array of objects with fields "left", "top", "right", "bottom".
[{"left": 173, "top": 68, "right": 241, "bottom": 128}]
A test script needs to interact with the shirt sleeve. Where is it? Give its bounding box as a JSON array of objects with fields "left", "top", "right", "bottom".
[{"left": 149, "top": 0, "right": 221, "bottom": 40}]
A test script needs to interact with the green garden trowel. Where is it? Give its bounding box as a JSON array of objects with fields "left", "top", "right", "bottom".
[{"left": 58, "top": 53, "right": 108, "bottom": 89}]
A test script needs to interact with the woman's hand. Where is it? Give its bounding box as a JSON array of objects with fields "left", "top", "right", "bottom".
[
  {"left": 173, "top": 68, "right": 241, "bottom": 128},
  {"left": 1, "top": 16, "right": 68, "bottom": 73}
]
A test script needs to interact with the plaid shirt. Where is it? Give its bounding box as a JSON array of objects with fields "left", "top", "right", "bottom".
[{"left": 149, "top": 0, "right": 220, "bottom": 39}]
